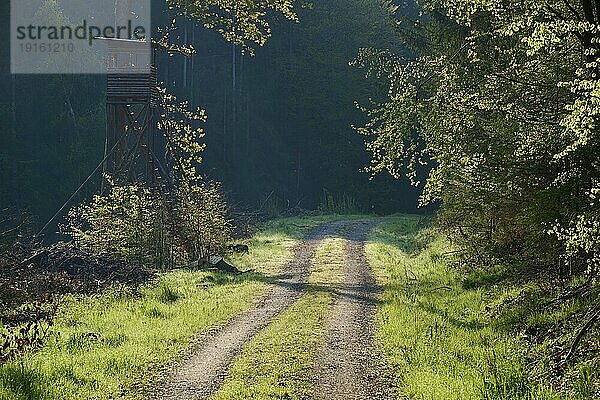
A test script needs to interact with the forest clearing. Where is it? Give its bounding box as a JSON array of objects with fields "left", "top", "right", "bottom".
[{"left": 1, "top": 0, "right": 599, "bottom": 398}]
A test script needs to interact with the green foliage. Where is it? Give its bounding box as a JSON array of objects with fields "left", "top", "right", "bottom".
[
  {"left": 0, "top": 217, "right": 309, "bottom": 400},
  {"left": 67, "top": 181, "right": 166, "bottom": 265},
  {"left": 550, "top": 183, "right": 600, "bottom": 276},
  {"left": 482, "top": 351, "right": 531, "bottom": 400},
  {"left": 0, "top": 363, "right": 47, "bottom": 400},
  {"left": 164, "top": 0, "right": 299, "bottom": 53},
  {"left": 66, "top": 179, "right": 231, "bottom": 268},
  {"left": 356, "top": 0, "right": 600, "bottom": 274},
  {"left": 176, "top": 182, "right": 231, "bottom": 260},
  {"left": 156, "top": 282, "right": 180, "bottom": 303},
  {"left": 318, "top": 189, "right": 359, "bottom": 215},
  {"left": 1, "top": 303, "right": 57, "bottom": 365},
  {"left": 366, "top": 218, "right": 563, "bottom": 399},
  {"left": 157, "top": 87, "right": 207, "bottom": 185},
  {"left": 368, "top": 217, "right": 600, "bottom": 399}
]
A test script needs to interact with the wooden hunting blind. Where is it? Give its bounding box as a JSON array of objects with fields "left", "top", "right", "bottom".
[
  {"left": 100, "top": 37, "right": 159, "bottom": 186},
  {"left": 104, "top": 38, "right": 158, "bottom": 105}
]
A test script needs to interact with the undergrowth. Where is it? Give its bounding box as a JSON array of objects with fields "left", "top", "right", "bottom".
[
  {"left": 367, "top": 216, "right": 599, "bottom": 399},
  {"left": 0, "top": 216, "right": 327, "bottom": 400}
]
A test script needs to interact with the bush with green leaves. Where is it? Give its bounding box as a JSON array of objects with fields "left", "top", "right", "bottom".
[
  {"left": 66, "top": 180, "right": 230, "bottom": 269},
  {"left": 67, "top": 182, "right": 164, "bottom": 264},
  {"left": 175, "top": 182, "right": 232, "bottom": 261}
]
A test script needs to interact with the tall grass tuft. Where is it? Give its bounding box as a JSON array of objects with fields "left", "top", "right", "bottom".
[
  {"left": 0, "top": 363, "right": 47, "bottom": 400},
  {"left": 482, "top": 350, "right": 529, "bottom": 400},
  {"left": 157, "top": 282, "right": 180, "bottom": 303},
  {"left": 318, "top": 189, "right": 359, "bottom": 215}
]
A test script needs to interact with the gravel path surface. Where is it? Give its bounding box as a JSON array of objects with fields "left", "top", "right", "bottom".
[
  {"left": 312, "top": 220, "right": 394, "bottom": 399},
  {"left": 150, "top": 221, "right": 347, "bottom": 400}
]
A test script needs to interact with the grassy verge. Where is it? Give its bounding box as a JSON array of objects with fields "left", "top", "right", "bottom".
[
  {"left": 366, "top": 216, "right": 578, "bottom": 400},
  {"left": 213, "top": 237, "right": 346, "bottom": 400},
  {"left": 0, "top": 217, "right": 328, "bottom": 400}
]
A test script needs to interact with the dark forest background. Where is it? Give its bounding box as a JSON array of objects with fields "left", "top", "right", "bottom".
[{"left": 0, "top": 0, "right": 421, "bottom": 230}]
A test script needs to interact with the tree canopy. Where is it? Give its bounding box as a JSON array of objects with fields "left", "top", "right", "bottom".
[{"left": 357, "top": 0, "right": 600, "bottom": 272}]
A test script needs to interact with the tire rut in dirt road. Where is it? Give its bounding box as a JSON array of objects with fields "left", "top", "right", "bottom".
[
  {"left": 150, "top": 221, "right": 348, "bottom": 400},
  {"left": 313, "top": 220, "right": 394, "bottom": 400}
]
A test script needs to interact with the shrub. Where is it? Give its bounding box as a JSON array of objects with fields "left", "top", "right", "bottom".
[
  {"left": 176, "top": 182, "right": 231, "bottom": 261},
  {"left": 550, "top": 183, "right": 600, "bottom": 279},
  {"left": 66, "top": 179, "right": 231, "bottom": 269},
  {"left": 66, "top": 182, "right": 164, "bottom": 265}
]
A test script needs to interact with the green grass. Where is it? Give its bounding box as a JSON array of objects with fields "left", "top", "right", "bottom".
[
  {"left": 213, "top": 237, "right": 346, "bottom": 399},
  {"left": 366, "top": 216, "right": 565, "bottom": 400},
  {"left": 0, "top": 216, "right": 329, "bottom": 400},
  {"left": 5, "top": 214, "right": 591, "bottom": 400}
]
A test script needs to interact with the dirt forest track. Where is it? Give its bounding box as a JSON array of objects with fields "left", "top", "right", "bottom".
[
  {"left": 312, "top": 221, "right": 394, "bottom": 399},
  {"left": 150, "top": 220, "right": 394, "bottom": 400}
]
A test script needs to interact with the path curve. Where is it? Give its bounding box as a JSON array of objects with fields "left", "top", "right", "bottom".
[
  {"left": 150, "top": 220, "right": 347, "bottom": 400},
  {"left": 313, "top": 220, "right": 394, "bottom": 399}
]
